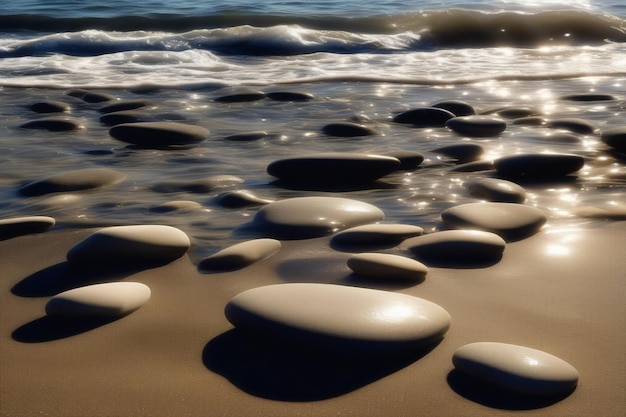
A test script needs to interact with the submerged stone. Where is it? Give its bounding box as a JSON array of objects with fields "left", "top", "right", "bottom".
[
  {"left": 27, "top": 101, "right": 70, "bottom": 113},
  {"left": 321, "top": 122, "right": 379, "bottom": 137},
  {"left": 224, "top": 131, "right": 272, "bottom": 141},
  {"left": 466, "top": 177, "right": 526, "bottom": 203},
  {"left": 546, "top": 118, "right": 596, "bottom": 134},
  {"left": 151, "top": 175, "right": 243, "bottom": 194},
  {"left": 20, "top": 118, "right": 83, "bottom": 131},
  {"left": 149, "top": 200, "right": 202, "bottom": 213},
  {"left": 98, "top": 99, "right": 154, "bottom": 114},
  {"left": 494, "top": 153, "right": 585, "bottom": 179},
  {"left": 199, "top": 238, "right": 281, "bottom": 271},
  {"left": 214, "top": 89, "right": 266, "bottom": 103},
  {"left": 100, "top": 110, "right": 150, "bottom": 126},
  {"left": 384, "top": 150, "right": 425, "bottom": 170},
  {"left": 393, "top": 107, "right": 455, "bottom": 127},
  {"left": 559, "top": 93, "right": 616, "bottom": 101},
  {"left": 432, "top": 143, "right": 484, "bottom": 163},
  {"left": 347, "top": 253, "right": 428, "bottom": 281},
  {"left": 601, "top": 126, "right": 626, "bottom": 152},
  {"left": 446, "top": 116, "right": 507, "bottom": 137},
  {"left": 266, "top": 91, "right": 314, "bottom": 101},
  {"left": 109, "top": 121, "right": 209, "bottom": 147},
  {"left": 18, "top": 168, "right": 125, "bottom": 197},
  {"left": 214, "top": 190, "right": 274, "bottom": 208}
]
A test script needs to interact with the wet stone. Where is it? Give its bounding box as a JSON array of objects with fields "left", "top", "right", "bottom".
[
  {"left": 347, "top": 253, "right": 428, "bottom": 282},
  {"left": 450, "top": 160, "right": 495, "bottom": 172},
  {"left": 267, "top": 152, "right": 400, "bottom": 183},
  {"left": 76, "top": 91, "right": 117, "bottom": 103},
  {"left": 546, "top": 118, "right": 596, "bottom": 134},
  {"left": 109, "top": 122, "right": 209, "bottom": 148},
  {"left": 492, "top": 107, "right": 542, "bottom": 119},
  {"left": 225, "top": 283, "right": 451, "bottom": 353},
  {"left": 321, "top": 122, "right": 379, "bottom": 137},
  {"left": 199, "top": 238, "right": 281, "bottom": 271},
  {"left": 441, "top": 202, "right": 547, "bottom": 241},
  {"left": 20, "top": 117, "right": 83, "bottom": 131},
  {"left": 265, "top": 91, "right": 314, "bottom": 101},
  {"left": 432, "top": 143, "right": 484, "bottom": 163},
  {"left": 66, "top": 224, "right": 191, "bottom": 267},
  {"left": 466, "top": 177, "right": 526, "bottom": 203},
  {"left": 27, "top": 101, "right": 70, "bottom": 113},
  {"left": 100, "top": 110, "right": 151, "bottom": 126},
  {"left": 559, "top": 93, "right": 617, "bottom": 101},
  {"left": 384, "top": 150, "right": 425, "bottom": 170},
  {"left": 214, "top": 89, "right": 266, "bottom": 103},
  {"left": 18, "top": 167, "right": 125, "bottom": 197},
  {"left": 0, "top": 216, "right": 55, "bottom": 240},
  {"left": 224, "top": 131, "right": 272, "bottom": 141},
  {"left": 431, "top": 100, "right": 476, "bottom": 117},
  {"left": 511, "top": 116, "right": 546, "bottom": 126},
  {"left": 149, "top": 200, "right": 202, "bottom": 213},
  {"left": 446, "top": 116, "right": 507, "bottom": 137},
  {"left": 214, "top": 190, "right": 274, "bottom": 208},
  {"left": 393, "top": 107, "right": 455, "bottom": 127},
  {"left": 401, "top": 230, "right": 506, "bottom": 263},
  {"left": 151, "top": 175, "right": 243, "bottom": 194},
  {"left": 332, "top": 223, "right": 424, "bottom": 245},
  {"left": 494, "top": 153, "right": 585, "bottom": 179},
  {"left": 601, "top": 126, "right": 626, "bottom": 152},
  {"left": 453, "top": 342, "right": 579, "bottom": 396},
  {"left": 252, "top": 196, "right": 385, "bottom": 239},
  {"left": 45, "top": 282, "right": 151, "bottom": 319},
  {"left": 98, "top": 99, "right": 154, "bottom": 114}
]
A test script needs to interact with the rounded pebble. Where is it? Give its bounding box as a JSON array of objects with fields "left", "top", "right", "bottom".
[
  {"left": 151, "top": 175, "right": 243, "bottom": 194},
  {"left": 466, "top": 177, "right": 526, "bottom": 203},
  {"left": 66, "top": 225, "right": 191, "bottom": 266},
  {"left": 431, "top": 100, "right": 476, "bottom": 116},
  {"left": 492, "top": 107, "right": 542, "bottom": 119},
  {"left": 100, "top": 110, "right": 150, "bottom": 126},
  {"left": 252, "top": 196, "right": 385, "bottom": 239},
  {"left": 78, "top": 91, "right": 116, "bottom": 103},
  {"left": 393, "top": 107, "right": 456, "bottom": 127},
  {"left": 347, "top": 253, "right": 428, "bottom": 281},
  {"left": 45, "top": 282, "right": 151, "bottom": 319},
  {"left": 109, "top": 122, "right": 209, "bottom": 148},
  {"left": 265, "top": 91, "right": 314, "bottom": 101},
  {"left": 214, "top": 89, "right": 266, "bottom": 103},
  {"left": 214, "top": 190, "right": 273, "bottom": 208},
  {"left": 20, "top": 118, "right": 83, "bottom": 131},
  {"left": 432, "top": 143, "right": 484, "bottom": 163},
  {"left": 441, "top": 202, "right": 547, "bottom": 241},
  {"left": 332, "top": 223, "right": 424, "bottom": 245},
  {"left": 446, "top": 116, "right": 507, "bottom": 137},
  {"left": 383, "top": 150, "right": 424, "bottom": 170},
  {"left": 27, "top": 101, "right": 70, "bottom": 113},
  {"left": 149, "top": 200, "right": 202, "bottom": 213},
  {"left": 321, "top": 122, "right": 379, "bottom": 137},
  {"left": 494, "top": 153, "right": 585, "bottom": 179},
  {"left": 401, "top": 230, "right": 506, "bottom": 262},
  {"left": 98, "top": 99, "right": 154, "bottom": 114},
  {"left": 225, "top": 283, "right": 451, "bottom": 352},
  {"left": 453, "top": 342, "right": 579, "bottom": 396},
  {"left": 199, "top": 238, "right": 281, "bottom": 271},
  {"left": 601, "top": 126, "right": 626, "bottom": 152},
  {"left": 224, "top": 131, "right": 272, "bottom": 141},
  {"left": 18, "top": 168, "right": 125, "bottom": 197},
  {"left": 546, "top": 118, "right": 596, "bottom": 134},
  {"left": 511, "top": 116, "right": 546, "bottom": 126},
  {"left": 0, "top": 216, "right": 55, "bottom": 240}
]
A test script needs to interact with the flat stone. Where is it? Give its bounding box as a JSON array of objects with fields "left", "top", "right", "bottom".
[
  {"left": 431, "top": 100, "right": 476, "bottom": 116},
  {"left": 214, "top": 89, "right": 266, "bottom": 103},
  {"left": 109, "top": 122, "right": 209, "bottom": 148},
  {"left": 466, "top": 178, "right": 526, "bottom": 203},
  {"left": 100, "top": 110, "right": 150, "bottom": 126},
  {"left": 494, "top": 153, "right": 585, "bottom": 179},
  {"left": 20, "top": 117, "right": 83, "bottom": 131},
  {"left": 77, "top": 91, "right": 117, "bottom": 103},
  {"left": 559, "top": 93, "right": 616, "bottom": 101},
  {"left": 453, "top": 342, "right": 579, "bottom": 396},
  {"left": 332, "top": 223, "right": 424, "bottom": 245},
  {"left": 0, "top": 216, "right": 55, "bottom": 240},
  {"left": 66, "top": 225, "right": 190, "bottom": 267},
  {"left": 199, "top": 238, "right": 281, "bottom": 271},
  {"left": 149, "top": 200, "right": 203, "bottom": 213},
  {"left": 224, "top": 131, "right": 272, "bottom": 141},
  {"left": 214, "top": 190, "right": 274, "bottom": 208},
  {"left": 546, "top": 118, "right": 596, "bottom": 134},
  {"left": 265, "top": 91, "right": 314, "bottom": 101},
  {"left": 225, "top": 283, "right": 451, "bottom": 352},
  {"left": 441, "top": 202, "right": 547, "bottom": 241},
  {"left": 321, "top": 122, "right": 379, "bottom": 137},
  {"left": 601, "top": 126, "right": 626, "bottom": 152},
  {"left": 393, "top": 107, "right": 456, "bottom": 127},
  {"left": 347, "top": 253, "right": 428, "bottom": 281},
  {"left": 383, "top": 150, "right": 425, "bottom": 170},
  {"left": 33, "top": 194, "right": 82, "bottom": 208},
  {"left": 45, "top": 282, "right": 151, "bottom": 319},
  {"left": 252, "top": 196, "right": 385, "bottom": 239},
  {"left": 492, "top": 107, "right": 542, "bottom": 119},
  {"left": 98, "top": 99, "right": 154, "bottom": 114},
  {"left": 401, "top": 230, "right": 506, "bottom": 262},
  {"left": 450, "top": 160, "right": 495, "bottom": 172},
  {"left": 432, "top": 143, "right": 484, "bottom": 163},
  {"left": 18, "top": 168, "right": 125, "bottom": 197},
  {"left": 27, "top": 101, "right": 70, "bottom": 113},
  {"left": 267, "top": 152, "right": 400, "bottom": 183},
  {"left": 446, "top": 116, "right": 507, "bottom": 137},
  {"left": 571, "top": 204, "right": 626, "bottom": 220},
  {"left": 511, "top": 116, "right": 546, "bottom": 126},
  {"left": 151, "top": 175, "right": 243, "bottom": 194}
]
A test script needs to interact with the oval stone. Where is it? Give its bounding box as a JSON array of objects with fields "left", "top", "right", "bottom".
[
  {"left": 446, "top": 116, "right": 507, "bottom": 137},
  {"left": 98, "top": 99, "right": 154, "bottom": 114},
  {"left": 450, "top": 160, "right": 495, "bottom": 172},
  {"left": 441, "top": 202, "right": 547, "bottom": 241},
  {"left": 100, "top": 110, "right": 150, "bottom": 126},
  {"left": 431, "top": 100, "right": 476, "bottom": 117},
  {"left": 199, "top": 238, "right": 281, "bottom": 271},
  {"left": 45, "top": 282, "right": 151, "bottom": 319},
  {"left": 20, "top": 118, "right": 83, "bottom": 131},
  {"left": 494, "top": 153, "right": 585, "bottom": 179},
  {"left": 511, "top": 116, "right": 546, "bottom": 126},
  {"left": 492, "top": 107, "right": 542, "bottom": 119},
  {"left": 66, "top": 225, "right": 190, "bottom": 266},
  {"left": 383, "top": 150, "right": 424, "bottom": 170},
  {"left": 225, "top": 283, "right": 451, "bottom": 352},
  {"left": 267, "top": 152, "right": 400, "bottom": 183},
  {"left": 453, "top": 342, "right": 579, "bottom": 396},
  {"left": 149, "top": 200, "right": 202, "bottom": 213},
  {"left": 466, "top": 177, "right": 526, "bottom": 203},
  {"left": 18, "top": 168, "right": 125, "bottom": 197},
  {"left": 393, "top": 107, "right": 455, "bottom": 127},
  {"left": 78, "top": 91, "right": 116, "bottom": 103},
  {"left": 109, "top": 122, "right": 209, "bottom": 147},
  {"left": 28, "top": 101, "right": 70, "bottom": 113},
  {"left": 0, "top": 216, "right": 55, "bottom": 240},
  {"left": 214, "top": 89, "right": 266, "bottom": 103},
  {"left": 214, "top": 190, "right": 273, "bottom": 208},
  {"left": 332, "top": 223, "right": 424, "bottom": 245},
  {"left": 252, "top": 196, "right": 385, "bottom": 239},
  {"left": 265, "top": 91, "right": 314, "bottom": 101},
  {"left": 601, "top": 126, "right": 626, "bottom": 152},
  {"left": 432, "top": 143, "right": 484, "bottom": 163},
  {"left": 401, "top": 230, "right": 506, "bottom": 262},
  {"left": 546, "top": 118, "right": 596, "bottom": 134},
  {"left": 347, "top": 253, "right": 428, "bottom": 281},
  {"left": 224, "top": 131, "right": 271, "bottom": 142},
  {"left": 321, "top": 122, "right": 379, "bottom": 137},
  {"left": 559, "top": 93, "right": 616, "bottom": 101}
]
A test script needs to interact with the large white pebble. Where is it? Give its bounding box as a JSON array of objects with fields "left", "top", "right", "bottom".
[
  {"left": 453, "top": 342, "right": 579, "bottom": 396},
  {"left": 225, "top": 283, "right": 451, "bottom": 352},
  {"left": 348, "top": 253, "right": 428, "bottom": 281},
  {"left": 46, "top": 282, "right": 151, "bottom": 319}
]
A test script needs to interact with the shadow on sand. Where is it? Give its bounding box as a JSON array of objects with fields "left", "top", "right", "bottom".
[{"left": 12, "top": 315, "right": 121, "bottom": 343}]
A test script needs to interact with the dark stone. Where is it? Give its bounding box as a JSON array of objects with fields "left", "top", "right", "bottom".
[
  {"left": 321, "top": 122, "right": 379, "bottom": 137},
  {"left": 601, "top": 126, "right": 626, "bottom": 152},
  {"left": 384, "top": 151, "right": 425, "bottom": 170},
  {"left": 393, "top": 107, "right": 455, "bottom": 127},
  {"left": 431, "top": 100, "right": 476, "bottom": 117},
  {"left": 494, "top": 153, "right": 585, "bottom": 179},
  {"left": 432, "top": 143, "right": 484, "bottom": 163},
  {"left": 19, "top": 118, "right": 82, "bottom": 131},
  {"left": 559, "top": 93, "right": 617, "bottom": 101},
  {"left": 214, "top": 89, "right": 266, "bottom": 103},
  {"left": 98, "top": 99, "right": 154, "bottom": 114},
  {"left": 446, "top": 116, "right": 507, "bottom": 137},
  {"left": 266, "top": 91, "right": 314, "bottom": 101},
  {"left": 109, "top": 122, "right": 209, "bottom": 147},
  {"left": 18, "top": 168, "right": 125, "bottom": 197},
  {"left": 224, "top": 131, "right": 272, "bottom": 141},
  {"left": 546, "top": 118, "right": 596, "bottom": 134},
  {"left": 99, "top": 110, "right": 149, "bottom": 126},
  {"left": 27, "top": 101, "right": 70, "bottom": 113}
]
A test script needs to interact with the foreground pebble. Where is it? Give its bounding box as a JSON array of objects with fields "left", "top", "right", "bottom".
[
  {"left": 453, "top": 342, "right": 579, "bottom": 396},
  {"left": 0, "top": 216, "right": 55, "bottom": 239},
  {"left": 199, "top": 238, "right": 281, "bottom": 271},
  {"left": 401, "top": 230, "right": 506, "bottom": 263},
  {"left": 45, "top": 282, "right": 151, "bottom": 319},
  {"left": 347, "top": 253, "right": 428, "bottom": 281},
  {"left": 109, "top": 121, "right": 209, "bottom": 147},
  {"left": 225, "top": 283, "right": 451, "bottom": 352},
  {"left": 18, "top": 168, "right": 125, "bottom": 197},
  {"left": 66, "top": 225, "right": 190, "bottom": 266}
]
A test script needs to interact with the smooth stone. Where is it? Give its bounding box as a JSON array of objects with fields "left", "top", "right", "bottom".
[
  {"left": 252, "top": 196, "right": 385, "bottom": 239},
  {"left": 601, "top": 126, "right": 626, "bottom": 152},
  {"left": 45, "top": 282, "right": 151, "bottom": 319},
  {"left": 511, "top": 116, "right": 547, "bottom": 126},
  {"left": 109, "top": 122, "right": 209, "bottom": 147},
  {"left": 431, "top": 100, "right": 476, "bottom": 117},
  {"left": 33, "top": 193, "right": 82, "bottom": 208},
  {"left": 494, "top": 153, "right": 585, "bottom": 179},
  {"left": 18, "top": 168, "right": 125, "bottom": 197},
  {"left": 214, "top": 190, "right": 274, "bottom": 208},
  {"left": 347, "top": 253, "right": 428, "bottom": 281},
  {"left": 546, "top": 118, "right": 596, "bottom": 134},
  {"left": 401, "top": 230, "right": 506, "bottom": 261},
  {"left": 384, "top": 150, "right": 425, "bottom": 170},
  {"left": 77, "top": 91, "right": 116, "bottom": 103},
  {"left": 214, "top": 89, "right": 266, "bottom": 103},
  {"left": 224, "top": 131, "right": 271, "bottom": 141},
  {"left": 0, "top": 216, "right": 55, "bottom": 239},
  {"left": 493, "top": 107, "right": 542, "bottom": 119},
  {"left": 466, "top": 177, "right": 526, "bottom": 203},
  {"left": 446, "top": 116, "right": 507, "bottom": 137},
  {"left": 19, "top": 117, "right": 83, "bottom": 131},
  {"left": 540, "top": 132, "right": 581, "bottom": 143},
  {"left": 321, "top": 122, "right": 379, "bottom": 137},
  {"left": 149, "top": 200, "right": 202, "bottom": 213},
  {"left": 559, "top": 93, "right": 616, "bottom": 101},
  {"left": 225, "top": 283, "right": 451, "bottom": 352},
  {"left": 392, "top": 107, "right": 456, "bottom": 127},
  {"left": 332, "top": 223, "right": 424, "bottom": 245},
  {"left": 151, "top": 175, "right": 243, "bottom": 194},
  {"left": 27, "top": 101, "right": 70, "bottom": 113},
  {"left": 441, "top": 202, "right": 547, "bottom": 241},
  {"left": 66, "top": 225, "right": 190, "bottom": 266},
  {"left": 267, "top": 152, "right": 400, "bottom": 183},
  {"left": 432, "top": 143, "right": 484, "bottom": 163},
  {"left": 450, "top": 160, "right": 494, "bottom": 172},
  {"left": 98, "top": 99, "right": 154, "bottom": 114},
  {"left": 99, "top": 110, "right": 150, "bottom": 126},
  {"left": 199, "top": 238, "right": 281, "bottom": 271},
  {"left": 266, "top": 91, "right": 314, "bottom": 101},
  {"left": 453, "top": 342, "right": 579, "bottom": 396}
]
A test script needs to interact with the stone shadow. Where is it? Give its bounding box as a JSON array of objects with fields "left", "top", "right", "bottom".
[{"left": 12, "top": 315, "right": 120, "bottom": 343}]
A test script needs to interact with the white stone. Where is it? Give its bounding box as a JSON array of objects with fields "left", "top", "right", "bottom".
[
  {"left": 347, "top": 253, "right": 428, "bottom": 281},
  {"left": 401, "top": 230, "right": 506, "bottom": 261},
  {"left": 453, "top": 342, "right": 579, "bottom": 396},
  {"left": 199, "top": 238, "right": 281, "bottom": 270},
  {"left": 46, "top": 282, "right": 151, "bottom": 319},
  {"left": 225, "top": 283, "right": 451, "bottom": 352},
  {"left": 0, "top": 216, "right": 55, "bottom": 239}
]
